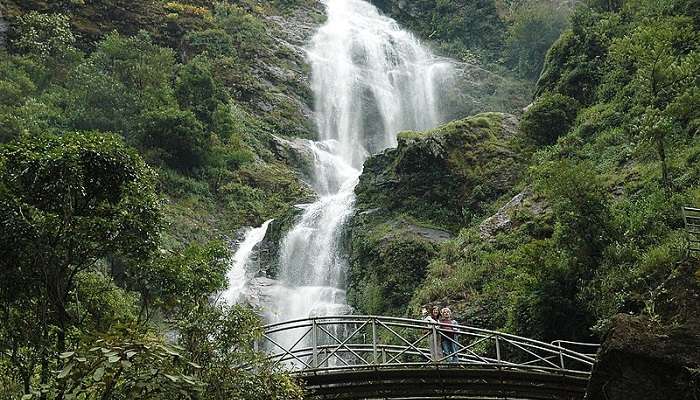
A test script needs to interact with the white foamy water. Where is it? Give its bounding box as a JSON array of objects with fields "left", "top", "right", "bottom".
[
  {"left": 222, "top": 219, "right": 273, "bottom": 304},
  {"left": 269, "top": 0, "right": 454, "bottom": 334}
]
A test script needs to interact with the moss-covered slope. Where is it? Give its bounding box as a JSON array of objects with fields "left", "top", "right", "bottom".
[{"left": 349, "top": 112, "right": 527, "bottom": 315}]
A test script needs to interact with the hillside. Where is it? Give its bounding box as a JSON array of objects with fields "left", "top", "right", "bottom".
[
  {"left": 349, "top": 0, "right": 700, "bottom": 398},
  {"left": 1, "top": 0, "right": 699, "bottom": 399}
]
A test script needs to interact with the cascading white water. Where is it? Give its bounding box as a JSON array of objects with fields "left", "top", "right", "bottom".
[
  {"left": 271, "top": 0, "right": 454, "bottom": 328},
  {"left": 222, "top": 219, "right": 273, "bottom": 304}
]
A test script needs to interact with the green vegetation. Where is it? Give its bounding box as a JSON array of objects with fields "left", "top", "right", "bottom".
[
  {"left": 0, "top": 1, "right": 314, "bottom": 398},
  {"left": 394, "top": 0, "right": 700, "bottom": 343},
  {"left": 2, "top": 0, "right": 699, "bottom": 397},
  {"left": 520, "top": 93, "right": 579, "bottom": 144},
  {"left": 372, "top": 0, "right": 572, "bottom": 78}
]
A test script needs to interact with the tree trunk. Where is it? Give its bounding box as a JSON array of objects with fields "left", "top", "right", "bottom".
[{"left": 656, "top": 135, "right": 670, "bottom": 189}]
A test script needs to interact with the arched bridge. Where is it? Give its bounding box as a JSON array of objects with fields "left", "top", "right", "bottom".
[{"left": 259, "top": 316, "right": 599, "bottom": 400}]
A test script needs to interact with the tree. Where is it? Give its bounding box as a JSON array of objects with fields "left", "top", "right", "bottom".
[
  {"left": 175, "top": 57, "right": 223, "bottom": 126},
  {"left": 10, "top": 12, "right": 75, "bottom": 58},
  {"left": 57, "top": 32, "right": 177, "bottom": 138},
  {"left": 139, "top": 108, "right": 210, "bottom": 172},
  {"left": 55, "top": 330, "right": 203, "bottom": 400},
  {"left": 0, "top": 132, "right": 161, "bottom": 395},
  {"left": 123, "top": 241, "right": 229, "bottom": 321},
  {"left": 175, "top": 304, "right": 305, "bottom": 400},
  {"left": 609, "top": 16, "right": 700, "bottom": 188}
]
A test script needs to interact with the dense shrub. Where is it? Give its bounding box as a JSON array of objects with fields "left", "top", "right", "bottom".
[
  {"left": 520, "top": 93, "right": 579, "bottom": 145},
  {"left": 9, "top": 12, "right": 75, "bottom": 57},
  {"left": 139, "top": 108, "right": 210, "bottom": 172},
  {"left": 175, "top": 56, "right": 223, "bottom": 126}
]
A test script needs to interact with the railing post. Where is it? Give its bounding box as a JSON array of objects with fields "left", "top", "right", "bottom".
[
  {"left": 312, "top": 319, "right": 318, "bottom": 369},
  {"left": 431, "top": 325, "right": 439, "bottom": 363},
  {"left": 559, "top": 346, "right": 565, "bottom": 370},
  {"left": 372, "top": 318, "right": 378, "bottom": 365},
  {"left": 495, "top": 336, "right": 501, "bottom": 364}
]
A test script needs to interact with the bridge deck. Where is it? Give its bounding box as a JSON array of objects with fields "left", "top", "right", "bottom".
[{"left": 300, "top": 366, "right": 589, "bottom": 400}]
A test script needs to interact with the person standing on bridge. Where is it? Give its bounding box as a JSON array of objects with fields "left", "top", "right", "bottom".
[
  {"left": 422, "top": 305, "right": 442, "bottom": 361},
  {"left": 439, "top": 307, "right": 459, "bottom": 363}
]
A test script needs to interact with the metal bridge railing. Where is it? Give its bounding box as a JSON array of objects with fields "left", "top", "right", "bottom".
[
  {"left": 683, "top": 206, "right": 700, "bottom": 255},
  {"left": 258, "top": 315, "right": 599, "bottom": 377}
]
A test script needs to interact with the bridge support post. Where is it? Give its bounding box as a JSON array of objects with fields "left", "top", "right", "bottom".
[{"left": 312, "top": 319, "right": 318, "bottom": 369}]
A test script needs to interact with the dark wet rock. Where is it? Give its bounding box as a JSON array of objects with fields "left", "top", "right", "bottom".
[
  {"left": 355, "top": 112, "right": 524, "bottom": 231},
  {"left": 586, "top": 261, "right": 700, "bottom": 400},
  {"left": 0, "top": 10, "right": 7, "bottom": 50},
  {"left": 586, "top": 314, "right": 700, "bottom": 400},
  {"left": 251, "top": 2, "right": 324, "bottom": 138},
  {"left": 347, "top": 113, "right": 526, "bottom": 315},
  {"left": 256, "top": 205, "right": 305, "bottom": 278}
]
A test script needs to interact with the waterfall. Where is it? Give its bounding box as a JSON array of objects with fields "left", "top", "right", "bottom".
[
  {"left": 222, "top": 219, "right": 273, "bottom": 304},
  {"left": 270, "top": 0, "right": 454, "bottom": 326}
]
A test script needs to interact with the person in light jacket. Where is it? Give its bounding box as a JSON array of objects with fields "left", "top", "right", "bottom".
[{"left": 421, "top": 305, "right": 442, "bottom": 361}]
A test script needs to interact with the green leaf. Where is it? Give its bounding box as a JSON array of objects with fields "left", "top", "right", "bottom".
[
  {"left": 108, "top": 355, "right": 121, "bottom": 363},
  {"left": 93, "top": 367, "right": 105, "bottom": 381},
  {"left": 59, "top": 351, "right": 75, "bottom": 359},
  {"left": 163, "top": 374, "right": 179, "bottom": 383},
  {"left": 21, "top": 395, "right": 33, "bottom": 400},
  {"left": 120, "top": 359, "right": 132, "bottom": 368},
  {"left": 57, "top": 364, "right": 73, "bottom": 379},
  {"left": 164, "top": 347, "right": 180, "bottom": 356},
  {"left": 125, "top": 350, "right": 137, "bottom": 359}
]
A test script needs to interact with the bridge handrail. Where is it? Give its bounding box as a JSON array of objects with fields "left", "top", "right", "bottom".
[
  {"left": 262, "top": 315, "right": 598, "bottom": 363},
  {"left": 262, "top": 343, "right": 593, "bottom": 375}
]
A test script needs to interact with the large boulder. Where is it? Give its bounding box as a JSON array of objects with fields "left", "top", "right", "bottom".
[
  {"left": 586, "top": 262, "right": 700, "bottom": 399},
  {"left": 355, "top": 112, "right": 523, "bottom": 231},
  {"left": 586, "top": 314, "right": 700, "bottom": 400}
]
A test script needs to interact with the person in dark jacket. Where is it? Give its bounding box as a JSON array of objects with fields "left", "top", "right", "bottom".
[{"left": 439, "top": 307, "right": 459, "bottom": 363}]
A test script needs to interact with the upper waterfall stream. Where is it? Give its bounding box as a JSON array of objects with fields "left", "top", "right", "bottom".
[{"left": 269, "top": 0, "right": 454, "bottom": 326}]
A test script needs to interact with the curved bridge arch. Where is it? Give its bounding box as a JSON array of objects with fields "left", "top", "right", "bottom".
[{"left": 260, "top": 315, "right": 598, "bottom": 400}]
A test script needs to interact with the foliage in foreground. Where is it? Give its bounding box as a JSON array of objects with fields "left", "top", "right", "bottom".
[
  {"left": 0, "top": 3, "right": 310, "bottom": 398},
  {"left": 0, "top": 133, "right": 304, "bottom": 399}
]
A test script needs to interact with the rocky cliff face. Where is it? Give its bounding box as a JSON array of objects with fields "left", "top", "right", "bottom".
[
  {"left": 247, "top": 3, "right": 324, "bottom": 138},
  {"left": 348, "top": 112, "right": 526, "bottom": 315},
  {"left": 586, "top": 314, "right": 700, "bottom": 400},
  {"left": 0, "top": 10, "right": 7, "bottom": 50}
]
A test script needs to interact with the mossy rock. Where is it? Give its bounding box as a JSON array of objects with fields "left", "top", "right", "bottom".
[
  {"left": 356, "top": 112, "right": 525, "bottom": 232},
  {"left": 346, "top": 213, "right": 450, "bottom": 316},
  {"left": 348, "top": 112, "right": 527, "bottom": 316}
]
